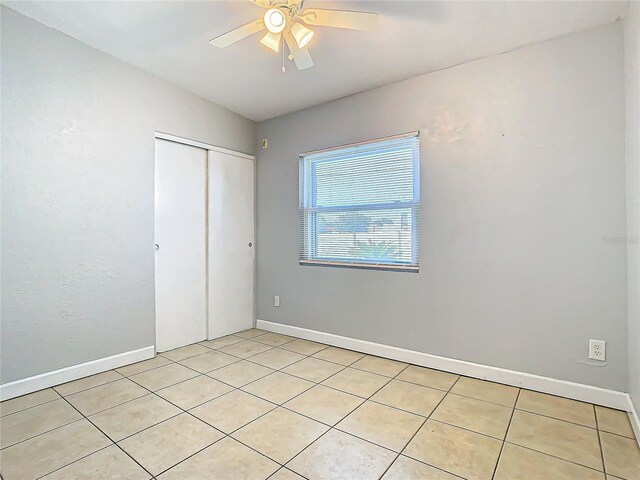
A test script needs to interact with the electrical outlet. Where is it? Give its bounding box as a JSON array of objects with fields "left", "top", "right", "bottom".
[
  {"left": 589, "top": 339, "right": 606, "bottom": 361},
  {"left": 274, "top": 296, "right": 280, "bottom": 307}
]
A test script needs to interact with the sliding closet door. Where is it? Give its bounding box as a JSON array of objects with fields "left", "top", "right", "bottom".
[
  {"left": 155, "top": 139, "right": 207, "bottom": 352},
  {"left": 208, "top": 151, "right": 255, "bottom": 339}
]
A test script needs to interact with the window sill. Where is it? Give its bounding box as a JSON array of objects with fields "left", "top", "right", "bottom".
[{"left": 299, "top": 259, "right": 419, "bottom": 273}]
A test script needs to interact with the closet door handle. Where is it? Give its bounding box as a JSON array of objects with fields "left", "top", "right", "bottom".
[
  {"left": 155, "top": 244, "right": 160, "bottom": 250},
  {"left": 248, "top": 242, "right": 252, "bottom": 247}
]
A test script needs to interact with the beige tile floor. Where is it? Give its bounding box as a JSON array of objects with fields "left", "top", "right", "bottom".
[{"left": 1, "top": 328, "right": 639, "bottom": 480}]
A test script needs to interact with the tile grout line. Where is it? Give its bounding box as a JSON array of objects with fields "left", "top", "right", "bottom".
[
  {"left": 0, "top": 358, "right": 498, "bottom": 475},
  {"left": 254, "top": 349, "right": 349, "bottom": 378},
  {"left": 227, "top": 336, "right": 340, "bottom": 369},
  {"left": 1, "top": 334, "right": 424, "bottom": 477},
  {"left": 220, "top": 338, "right": 359, "bottom": 410},
  {"left": 500, "top": 440, "right": 609, "bottom": 475},
  {"left": 121, "top": 341, "right": 317, "bottom": 474},
  {"left": 1, "top": 393, "right": 64, "bottom": 419},
  {"left": 63, "top": 388, "right": 150, "bottom": 418},
  {"left": 200, "top": 334, "right": 246, "bottom": 344},
  {"left": 0, "top": 402, "right": 90, "bottom": 451},
  {"left": 113, "top": 357, "right": 175, "bottom": 378},
  {"left": 282, "top": 359, "right": 409, "bottom": 477},
  {"left": 154, "top": 380, "right": 235, "bottom": 412},
  {"left": 490, "top": 387, "right": 521, "bottom": 480},
  {"left": 271, "top": 360, "right": 347, "bottom": 383},
  {"left": 81, "top": 368, "right": 194, "bottom": 443},
  {"left": 280, "top": 342, "right": 331, "bottom": 357},
  {"left": 376, "top": 370, "right": 464, "bottom": 480},
  {"left": 2, "top": 377, "right": 185, "bottom": 451},
  {"left": 206, "top": 362, "right": 276, "bottom": 386},
  {"left": 183, "top": 339, "right": 357, "bottom": 407},
  {"left": 175, "top": 352, "right": 244, "bottom": 372},
  {"left": 257, "top": 349, "right": 377, "bottom": 437},
  {"left": 152, "top": 437, "right": 227, "bottom": 477},
  {"left": 219, "top": 341, "right": 639, "bottom": 460},
  {"left": 593, "top": 404, "right": 608, "bottom": 475},
  {"left": 127, "top": 345, "right": 277, "bottom": 397},
  {"left": 266, "top": 466, "right": 310, "bottom": 480},
  {"left": 67, "top": 351, "right": 238, "bottom": 471},
  {"left": 169, "top": 406, "right": 319, "bottom": 478},
  {"left": 509, "top": 406, "right": 602, "bottom": 432},
  {"left": 53, "top": 394, "right": 157, "bottom": 479},
  {"left": 164, "top": 339, "right": 463, "bottom": 478},
  {"left": 491, "top": 411, "right": 614, "bottom": 473},
  {"left": 33, "top": 442, "right": 116, "bottom": 480},
  {"left": 401, "top": 414, "right": 574, "bottom": 476},
  {"left": 242, "top": 352, "right": 317, "bottom": 372},
  {"left": 0, "top": 338, "right": 398, "bottom": 413},
  {"left": 52, "top": 371, "right": 126, "bottom": 397},
  {"left": 597, "top": 427, "right": 637, "bottom": 441},
  {"left": 160, "top": 391, "right": 297, "bottom": 474},
  {"left": 6, "top": 329, "right": 619, "bottom": 479},
  {"left": 63, "top": 370, "right": 213, "bottom": 442},
  {"left": 6, "top": 332, "right": 629, "bottom": 414},
  {"left": 207, "top": 341, "right": 367, "bottom": 466},
  {"left": 440, "top": 382, "right": 520, "bottom": 410},
  {"left": 409, "top": 417, "right": 512, "bottom": 445},
  {"left": 166, "top": 348, "right": 243, "bottom": 367},
  {"left": 107, "top": 365, "right": 231, "bottom": 478},
  {"left": 151, "top": 360, "right": 243, "bottom": 392},
  {"left": 242, "top": 342, "right": 541, "bottom": 415},
  {"left": 275, "top": 349, "right": 386, "bottom": 475}
]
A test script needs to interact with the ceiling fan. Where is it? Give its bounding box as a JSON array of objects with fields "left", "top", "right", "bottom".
[{"left": 209, "top": 0, "right": 377, "bottom": 71}]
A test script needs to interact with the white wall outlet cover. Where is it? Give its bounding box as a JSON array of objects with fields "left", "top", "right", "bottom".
[
  {"left": 274, "top": 295, "right": 280, "bottom": 307},
  {"left": 589, "top": 339, "right": 606, "bottom": 361}
]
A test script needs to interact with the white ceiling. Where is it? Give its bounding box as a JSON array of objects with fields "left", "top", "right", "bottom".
[{"left": 5, "top": 1, "right": 627, "bottom": 121}]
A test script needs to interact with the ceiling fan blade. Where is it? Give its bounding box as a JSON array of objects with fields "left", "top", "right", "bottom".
[
  {"left": 284, "top": 31, "right": 314, "bottom": 70},
  {"left": 260, "top": 31, "right": 281, "bottom": 52},
  {"left": 210, "top": 20, "right": 264, "bottom": 48},
  {"left": 249, "top": 0, "right": 272, "bottom": 8},
  {"left": 298, "top": 9, "right": 377, "bottom": 31}
]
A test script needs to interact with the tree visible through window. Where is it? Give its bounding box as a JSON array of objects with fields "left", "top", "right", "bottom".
[{"left": 299, "top": 133, "right": 420, "bottom": 271}]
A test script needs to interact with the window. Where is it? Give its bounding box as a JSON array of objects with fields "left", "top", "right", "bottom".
[{"left": 299, "top": 132, "right": 420, "bottom": 271}]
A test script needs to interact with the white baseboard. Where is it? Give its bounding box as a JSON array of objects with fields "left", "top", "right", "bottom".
[
  {"left": 629, "top": 399, "right": 640, "bottom": 446},
  {"left": 257, "top": 319, "right": 631, "bottom": 411},
  {"left": 0, "top": 346, "right": 155, "bottom": 401}
]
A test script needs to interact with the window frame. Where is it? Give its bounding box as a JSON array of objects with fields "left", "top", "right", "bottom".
[{"left": 299, "top": 131, "right": 421, "bottom": 272}]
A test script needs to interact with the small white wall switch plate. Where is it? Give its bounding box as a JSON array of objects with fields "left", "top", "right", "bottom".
[
  {"left": 274, "top": 296, "right": 280, "bottom": 307},
  {"left": 589, "top": 339, "right": 606, "bottom": 361},
  {"left": 262, "top": 138, "right": 268, "bottom": 149}
]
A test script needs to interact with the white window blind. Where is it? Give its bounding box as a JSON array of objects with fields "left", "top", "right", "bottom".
[{"left": 299, "top": 132, "right": 420, "bottom": 271}]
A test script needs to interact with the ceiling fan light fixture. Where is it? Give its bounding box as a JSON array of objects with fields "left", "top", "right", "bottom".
[
  {"left": 209, "top": 2, "right": 379, "bottom": 71},
  {"left": 291, "top": 22, "right": 314, "bottom": 48},
  {"left": 260, "top": 31, "right": 281, "bottom": 52},
  {"left": 264, "top": 8, "right": 286, "bottom": 33}
]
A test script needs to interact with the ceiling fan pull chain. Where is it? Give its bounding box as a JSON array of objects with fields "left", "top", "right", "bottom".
[{"left": 281, "top": 34, "right": 286, "bottom": 72}]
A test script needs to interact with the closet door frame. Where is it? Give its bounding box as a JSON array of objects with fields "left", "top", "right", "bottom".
[{"left": 154, "top": 131, "right": 256, "bottom": 346}]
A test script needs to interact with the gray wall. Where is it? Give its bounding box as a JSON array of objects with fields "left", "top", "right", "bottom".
[
  {"left": 625, "top": 2, "right": 640, "bottom": 411},
  {"left": 1, "top": 7, "right": 256, "bottom": 384},
  {"left": 256, "top": 23, "right": 627, "bottom": 391}
]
